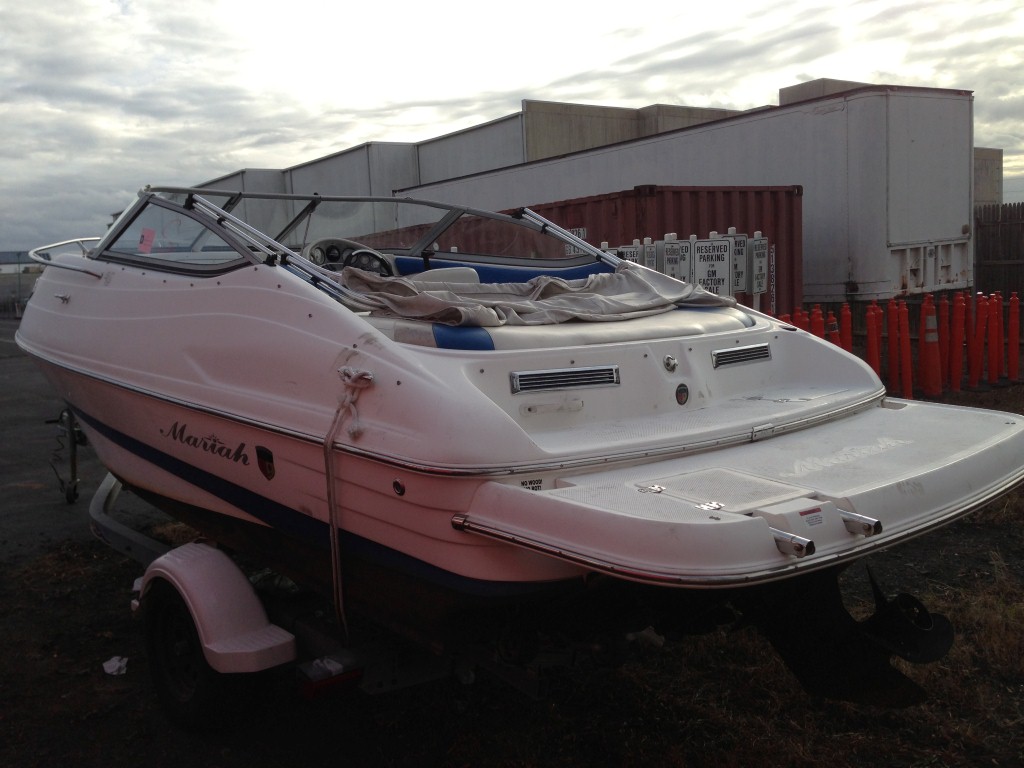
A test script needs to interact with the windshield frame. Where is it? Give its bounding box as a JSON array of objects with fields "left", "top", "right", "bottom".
[
  {"left": 91, "top": 193, "right": 263, "bottom": 276},
  {"left": 88, "top": 186, "right": 622, "bottom": 285},
  {"left": 147, "top": 186, "right": 616, "bottom": 264}
]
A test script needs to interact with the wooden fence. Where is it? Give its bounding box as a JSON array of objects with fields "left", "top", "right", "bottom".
[{"left": 975, "top": 202, "right": 1024, "bottom": 294}]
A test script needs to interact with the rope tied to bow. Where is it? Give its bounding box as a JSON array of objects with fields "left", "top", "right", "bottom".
[
  {"left": 335, "top": 366, "right": 375, "bottom": 439},
  {"left": 324, "top": 365, "right": 374, "bottom": 635}
]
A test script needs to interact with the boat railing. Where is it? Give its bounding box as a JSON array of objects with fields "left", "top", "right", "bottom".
[{"left": 28, "top": 238, "right": 104, "bottom": 277}]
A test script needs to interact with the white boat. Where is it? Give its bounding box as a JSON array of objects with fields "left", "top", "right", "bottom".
[{"left": 17, "top": 187, "right": 1024, "bottom": 701}]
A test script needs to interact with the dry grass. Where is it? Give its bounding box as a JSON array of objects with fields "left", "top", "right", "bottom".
[
  {"left": 971, "top": 487, "right": 1024, "bottom": 525},
  {"left": 13, "top": 524, "right": 1023, "bottom": 767},
  {"left": 5, "top": 543, "right": 1022, "bottom": 768},
  {"left": 3, "top": 388, "right": 1024, "bottom": 767},
  {"left": 913, "top": 551, "right": 1024, "bottom": 685}
]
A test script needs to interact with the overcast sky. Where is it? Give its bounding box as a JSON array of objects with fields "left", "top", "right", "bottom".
[{"left": 2, "top": 0, "right": 1021, "bottom": 250}]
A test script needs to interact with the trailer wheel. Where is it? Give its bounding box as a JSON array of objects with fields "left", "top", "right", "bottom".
[{"left": 144, "top": 579, "right": 233, "bottom": 728}]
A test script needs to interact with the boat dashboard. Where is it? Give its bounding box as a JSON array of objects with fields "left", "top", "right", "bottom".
[{"left": 302, "top": 238, "right": 395, "bottom": 276}]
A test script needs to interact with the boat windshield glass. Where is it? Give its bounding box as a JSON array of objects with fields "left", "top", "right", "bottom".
[
  {"left": 103, "top": 200, "right": 246, "bottom": 270},
  {"left": 140, "top": 188, "right": 606, "bottom": 268},
  {"left": 271, "top": 199, "right": 574, "bottom": 261}
]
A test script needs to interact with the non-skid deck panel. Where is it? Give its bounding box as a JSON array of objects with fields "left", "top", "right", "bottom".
[
  {"left": 552, "top": 400, "right": 1024, "bottom": 525},
  {"left": 647, "top": 467, "right": 814, "bottom": 512},
  {"left": 551, "top": 467, "right": 812, "bottom": 522}
]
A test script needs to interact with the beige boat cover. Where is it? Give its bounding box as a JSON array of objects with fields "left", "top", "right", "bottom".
[{"left": 339, "top": 263, "right": 735, "bottom": 327}]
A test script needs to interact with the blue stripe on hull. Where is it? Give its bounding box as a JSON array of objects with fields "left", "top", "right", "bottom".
[
  {"left": 71, "top": 404, "right": 563, "bottom": 597},
  {"left": 73, "top": 405, "right": 325, "bottom": 541}
]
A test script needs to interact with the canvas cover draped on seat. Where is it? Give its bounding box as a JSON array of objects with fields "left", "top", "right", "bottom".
[{"left": 339, "top": 263, "right": 735, "bottom": 327}]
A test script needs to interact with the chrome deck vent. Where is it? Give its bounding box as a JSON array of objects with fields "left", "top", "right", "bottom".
[
  {"left": 510, "top": 365, "right": 620, "bottom": 394},
  {"left": 712, "top": 343, "right": 771, "bottom": 368}
]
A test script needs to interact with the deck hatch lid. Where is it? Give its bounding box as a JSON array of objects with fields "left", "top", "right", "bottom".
[
  {"left": 712, "top": 343, "right": 771, "bottom": 368},
  {"left": 511, "top": 365, "right": 620, "bottom": 394}
]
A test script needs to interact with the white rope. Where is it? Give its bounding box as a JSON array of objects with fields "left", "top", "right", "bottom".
[
  {"left": 323, "top": 366, "right": 374, "bottom": 635},
  {"left": 336, "top": 366, "right": 375, "bottom": 438}
]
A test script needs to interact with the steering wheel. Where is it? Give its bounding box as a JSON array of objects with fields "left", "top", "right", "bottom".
[{"left": 302, "top": 238, "right": 393, "bottom": 276}]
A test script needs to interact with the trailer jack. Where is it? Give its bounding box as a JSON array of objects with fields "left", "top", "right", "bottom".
[{"left": 46, "top": 407, "right": 87, "bottom": 504}]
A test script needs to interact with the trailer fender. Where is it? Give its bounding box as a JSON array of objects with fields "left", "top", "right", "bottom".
[{"left": 142, "top": 542, "right": 296, "bottom": 673}]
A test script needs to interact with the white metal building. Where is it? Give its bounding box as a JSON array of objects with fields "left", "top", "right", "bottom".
[{"left": 208, "top": 79, "right": 984, "bottom": 303}]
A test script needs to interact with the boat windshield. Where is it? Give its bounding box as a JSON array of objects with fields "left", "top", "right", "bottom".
[
  {"left": 104, "top": 198, "right": 246, "bottom": 269},
  {"left": 149, "top": 188, "right": 603, "bottom": 265},
  {"left": 85, "top": 187, "right": 710, "bottom": 321},
  {"left": 286, "top": 201, "right": 572, "bottom": 262}
]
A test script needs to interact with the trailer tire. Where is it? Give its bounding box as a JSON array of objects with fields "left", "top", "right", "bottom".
[{"left": 144, "top": 579, "right": 235, "bottom": 729}]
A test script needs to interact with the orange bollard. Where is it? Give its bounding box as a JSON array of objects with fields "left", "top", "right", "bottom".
[
  {"left": 1010, "top": 293, "right": 1020, "bottom": 381},
  {"left": 826, "top": 310, "right": 841, "bottom": 346},
  {"left": 988, "top": 293, "right": 1001, "bottom": 385},
  {"left": 899, "top": 301, "right": 914, "bottom": 399},
  {"left": 921, "top": 297, "right": 942, "bottom": 398},
  {"left": 793, "top": 306, "right": 808, "bottom": 332},
  {"left": 966, "top": 292, "right": 973, "bottom": 333},
  {"left": 840, "top": 303, "right": 853, "bottom": 352},
  {"left": 949, "top": 293, "right": 965, "bottom": 392},
  {"left": 918, "top": 297, "right": 930, "bottom": 376},
  {"left": 811, "top": 305, "right": 825, "bottom": 338},
  {"left": 969, "top": 294, "right": 988, "bottom": 389},
  {"left": 865, "top": 303, "right": 881, "bottom": 376},
  {"left": 916, "top": 295, "right": 938, "bottom": 382},
  {"left": 938, "top": 294, "right": 950, "bottom": 386},
  {"left": 873, "top": 301, "right": 884, "bottom": 370},
  {"left": 887, "top": 298, "right": 900, "bottom": 393},
  {"left": 997, "top": 292, "right": 1006, "bottom": 378},
  {"left": 965, "top": 292, "right": 976, "bottom": 370}
]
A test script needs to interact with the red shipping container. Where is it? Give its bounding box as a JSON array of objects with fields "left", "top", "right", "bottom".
[{"left": 524, "top": 185, "right": 804, "bottom": 314}]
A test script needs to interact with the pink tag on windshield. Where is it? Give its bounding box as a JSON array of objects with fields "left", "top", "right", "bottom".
[{"left": 139, "top": 228, "right": 156, "bottom": 253}]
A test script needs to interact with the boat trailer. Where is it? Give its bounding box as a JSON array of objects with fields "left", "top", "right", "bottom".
[{"left": 78, "top": 466, "right": 956, "bottom": 723}]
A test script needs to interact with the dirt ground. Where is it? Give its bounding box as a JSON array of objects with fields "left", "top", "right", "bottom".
[{"left": 2, "top": 321, "right": 1023, "bottom": 767}]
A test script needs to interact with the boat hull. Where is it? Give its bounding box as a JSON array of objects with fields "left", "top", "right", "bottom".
[
  {"left": 25, "top": 350, "right": 1024, "bottom": 596},
  {"left": 16, "top": 189, "right": 1024, "bottom": 601},
  {"left": 29, "top": 355, "right": 587, "bottom": 592},
  {"left": 461, "top": 398, "right": 1024, "bottom": 585}
]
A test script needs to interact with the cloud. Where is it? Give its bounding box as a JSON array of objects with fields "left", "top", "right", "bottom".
[{"left": 2, "top": 0, "right": 1022, "bottom": 249}]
